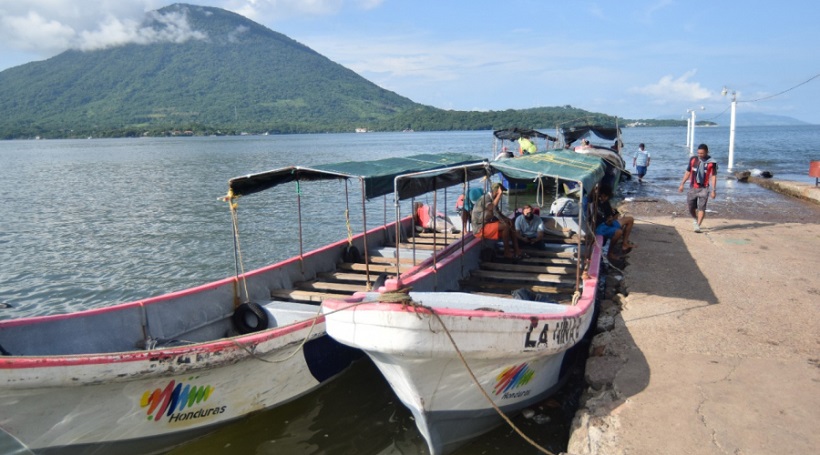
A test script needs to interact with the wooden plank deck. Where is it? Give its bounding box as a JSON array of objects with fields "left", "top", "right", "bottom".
[
  {"left": 468, "top": 268, "right": 576, "bottom": 286},
  {"left": 479, "top": 261, "right": 576, "bottom": 275}
]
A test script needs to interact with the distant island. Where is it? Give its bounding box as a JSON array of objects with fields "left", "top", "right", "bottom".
[{"left": 654, "top": 112, "right": 810, "bottom": 127}]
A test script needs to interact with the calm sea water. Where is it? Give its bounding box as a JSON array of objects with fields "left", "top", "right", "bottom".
[
  {"left": 1, "top": 125, "right": 819, "bottom": 454},
  {"left": 2, "top": 126, "right": 818, "bottom": 318}
]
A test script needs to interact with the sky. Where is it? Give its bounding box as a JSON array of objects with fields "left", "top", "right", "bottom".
[{"left": 1, "top": 0, "right": 819, "bottom": 123}]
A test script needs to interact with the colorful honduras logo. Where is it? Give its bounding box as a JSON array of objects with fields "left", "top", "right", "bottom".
[
  {"left": 493, "top": 363, "right": 535, "bottom": 396},
  {"left": 141, "top": 378, "right": 215, "bottom": 422}
]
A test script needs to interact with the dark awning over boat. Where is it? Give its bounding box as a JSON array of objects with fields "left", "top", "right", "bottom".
[
  {"left": 493, "top": 127, "right": 557, "bottom": 142},
  {"left": 228, "top": 153, "right": 487, "bottom": 200},
  {"left": 490, "top": 150, "right": 606, "bottom": 196},
  {"left": 559, "top": 125, "right": 620, "bottom": 145}
]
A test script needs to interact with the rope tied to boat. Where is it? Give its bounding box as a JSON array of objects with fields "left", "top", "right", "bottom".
[
  {"left": 377, "top": 288, "right": 413, "bottom": 305},
  {"left": 534, "top": 173, "right": 546, "bottom": 208},
  {"left": 417, "top": 304, "right": 557, "bottom": 455},
  {"left": 233, "top": 303, "right": 324, "bottom": 364},
  {"left": 220, "top": 189, "right": 251, "bottom": 304}
]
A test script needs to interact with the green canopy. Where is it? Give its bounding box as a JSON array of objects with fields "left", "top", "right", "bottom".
[
  {"left": 228, "top": 153, "right": 487, "bottom": 200},
  {"left": 490, "top": 150, "right": 606, "bottom": 195}
]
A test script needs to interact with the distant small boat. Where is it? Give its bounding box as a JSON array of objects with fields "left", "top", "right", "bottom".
[
  {"left": 491, "top": 127, "right": 558, "bottom": 193},
  {"left": 355, "top": 127, "right": 368, "bottom": 133},
  {"left": 559, "top": 123, "right": 631, "bottom": 190}
]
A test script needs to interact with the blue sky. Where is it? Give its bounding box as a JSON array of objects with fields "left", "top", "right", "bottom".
[{"left": 1, "top": 0, "right": 818, "bottom": 123}]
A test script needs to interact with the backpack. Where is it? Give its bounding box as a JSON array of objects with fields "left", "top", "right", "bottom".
[{"left": 466, "top": 187, "right": 484, "bottom": 211}]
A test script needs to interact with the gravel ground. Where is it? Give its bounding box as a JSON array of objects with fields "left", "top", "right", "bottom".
[{"left": 565, "top": 181, "right": 820, "bottom": 455}]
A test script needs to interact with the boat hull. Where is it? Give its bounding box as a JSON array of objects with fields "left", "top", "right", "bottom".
[
  {"left": 324, "top": 219, "right": 601, "bottom": 454},
  {"left": 0, "top": 325, "right": 358, "bottom": 454},
  {"left": 0, "top": 221, "right": 391, "bottom": 453},
  {"left": 325, "top": 287, "right": 595, "bottom": 454},
  {"left": 371, "top": 349, "right": 567, "bottom": 454}
]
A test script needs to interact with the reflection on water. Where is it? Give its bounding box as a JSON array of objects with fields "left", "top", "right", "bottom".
[{"left": 0, "top": 431, "right": 33, "bottom": 455}]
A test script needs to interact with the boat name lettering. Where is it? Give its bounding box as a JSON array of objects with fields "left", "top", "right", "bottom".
[
  {"left": 553, "top": 317, "right": 581, "bottom": 346},
  {"left": 524, "top": 318, "right": 549, "bottom": 349}
]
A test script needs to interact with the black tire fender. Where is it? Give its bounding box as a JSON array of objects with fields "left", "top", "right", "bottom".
[{"left": 233, "top": 302, "right": 269, "bottom": 334}]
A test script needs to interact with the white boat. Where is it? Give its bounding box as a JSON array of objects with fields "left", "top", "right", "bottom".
[
  {"left": 560, "top": 123, "right": 631, "bottom": 190},
  {"left": 0, "top": 153, "right": 482, "bottom": 454},
  {"left": 322, "top": 151, "right": 607, "bottom": 454}
]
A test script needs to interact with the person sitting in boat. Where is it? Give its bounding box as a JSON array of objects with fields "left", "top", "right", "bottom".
[
  {"left": 414, "top": 202, "right": 458, "bottom": 233},
  {"left": 518, "top": 136, "right": 537, "bottom": 155},
  {"left": 595, "top": 185, "right": 636, "bottom": 261},
  {"left": 471, "top": 182, "right": 521, "bottom": 259},
  {"left": 514, "top": 204, "right": 546, "bottom": 248},
  {"left": 455, "top": 187, "right": 484, "bottom": 232}
]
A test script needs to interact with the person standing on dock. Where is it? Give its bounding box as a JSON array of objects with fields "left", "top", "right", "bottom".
[
  {"left": 679, "top": 143, "right": 718, "bottom": 232},
  {"left": 633, "top": 143, "right": 651, "bottom": 183}
]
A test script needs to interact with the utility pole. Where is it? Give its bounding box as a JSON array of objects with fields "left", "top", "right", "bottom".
[
  {"left": 686, "top": 107, "right": 705, "bottom": 156},
  {"left": 722, "top": 87, "right": 737, "bottom": 172}
]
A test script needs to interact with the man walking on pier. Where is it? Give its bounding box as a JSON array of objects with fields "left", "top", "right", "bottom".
[{"left": 679, "top": 143, "right": 718, "bottom": 232}]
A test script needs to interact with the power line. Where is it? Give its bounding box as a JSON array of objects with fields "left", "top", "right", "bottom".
[
  {"left": 700, "top": 104, "right": 731, "bottom": 122},
  {"left": 739, "top": 72, "right": 820, "bottom": 103}
]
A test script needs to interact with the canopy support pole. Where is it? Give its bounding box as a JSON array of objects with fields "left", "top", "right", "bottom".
[
  {"left": 394, "top": 192, "right": 402, "bottom": 280},
  {"left": 360, "top": 178, "right": 370, "bottom": 288},
  {"left": 296, "top": 180, "right": 304, "bottom": 276}
]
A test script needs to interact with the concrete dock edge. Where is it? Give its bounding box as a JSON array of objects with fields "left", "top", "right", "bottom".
[{"left": 563, "top": 180, "right": 820, "bottom": 455}]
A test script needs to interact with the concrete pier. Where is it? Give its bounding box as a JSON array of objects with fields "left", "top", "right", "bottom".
[{"left": 566, "top": 180, "right": 820, "bottom": 455}]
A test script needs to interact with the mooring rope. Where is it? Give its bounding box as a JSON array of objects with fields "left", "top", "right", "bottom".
[
  {"left": 236, "top": 288, "right": 557, "bottom": 454},
  {"left": 395, "top": 294, "right": 557, "bottom": 455},
  {"left": 221, "top": 191, "right": 251, "bottom": 303}
]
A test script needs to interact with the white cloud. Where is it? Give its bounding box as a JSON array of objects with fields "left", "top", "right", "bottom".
[
  {"left": 76, "top": 10, "right": 207, "bottom": 51},
  {"left": 630, "top": 70, "right": 714, "bottom": 103},
  {"left": 0, "top": 1, "right": 199, "bottom": 55},
  {"left": 0, "top": 0, "right": 386, "bottom": 60},
  {"left": 221, "top": 0, "right": 380, "bottom": 22},
  {"left": 0, "top": 10, "right": 76, "bottom": 52}
]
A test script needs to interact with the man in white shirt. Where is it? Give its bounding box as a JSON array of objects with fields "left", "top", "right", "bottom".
[
  {"left": 633, "top": 143, "right": 651, "bottom": 183},
  {"left": 514, "top": 204, "right": 545, "bottom": 248}
]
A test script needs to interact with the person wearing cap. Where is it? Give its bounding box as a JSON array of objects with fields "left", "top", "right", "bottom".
[{"left": 471, "top": 182, "right": 520, "bottom": 259}]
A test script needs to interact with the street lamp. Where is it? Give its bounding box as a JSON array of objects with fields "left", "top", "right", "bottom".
[
  {"left": 686, "top": 106, "right": 705, "bottom": 156},
  {"left": 722, "top": 87, "right": 737, "bottom": 172}
]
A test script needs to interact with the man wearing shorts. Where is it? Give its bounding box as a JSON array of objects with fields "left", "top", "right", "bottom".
[
  {"left": 633, "top": 143, "right": 651, "bottom": 183},
  {"left": 679, "top": 143, "right": 718, "bottom": 233},
  {"left": 471, "top": 182, "right": 520, "bottom": 259},
  {"left": 595, "top": 186, "right": 636, "bottom": 261}
]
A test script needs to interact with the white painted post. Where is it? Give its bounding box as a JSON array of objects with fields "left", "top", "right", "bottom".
[
  {"left": 728, "top": 93, "right": 737, "bottom": 172},
  {"left": 689, "top": 110, "right": 696, "bottom": 156}
]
